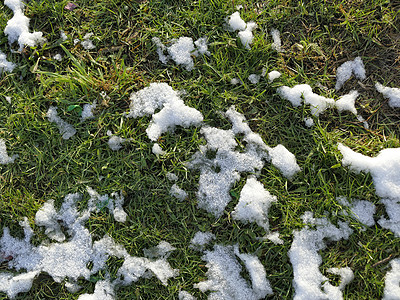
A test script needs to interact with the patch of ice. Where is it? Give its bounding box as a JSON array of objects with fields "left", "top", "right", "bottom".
[
  {"left": 0, "top": 139, "right": 17, "bottom": 164},
  {"left": 107, "top": 131, "right": 129, "bottom": 151},
  {"left": 270, "top": 29, "right": 283, "bottom": 52},
  {"left": 0, "top": 51, "right": 16, "bottom": 73},
  {"left": 248, "top": 74, "right": 260, "bottom": 84},
  {"left": 46, "top": 106, "right": 76, "bottom": 139},
  {"left": 375, "top": 82, "right": 400, "bottom": 108},
  {"left": 194, "top": 244, "right": 272, "bottom": 299},
  {"left": 383, "top": 258, "right": 400, "bottom": 300},
  {"left": 4, "top": 0, "right": 45, "bottom": 51},
  {"left": 288, "top": 212, "right": 353, "bottom": 300},
  {"left": 190, "top": 231, "right": 216, "bottom": 250},
  {"left": 268, "top": 144, "right": 301, "bottom": 179},
  {"left": 170, "top": 184, "right": 188, "bottom": 201},
  {"left": 232, "top": 177, "right": 277, "bottom": 231},
  {"left": 267, "top": 70, "right": 281, "bottom": 82},
  {"left": 81, "top": 101, "right": 96, "bottom": 121},
  {"left": 335, "top": 57, "right": 366, "bottom": 90}
]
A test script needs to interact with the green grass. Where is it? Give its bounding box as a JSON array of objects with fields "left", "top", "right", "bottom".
[{"left": 0, "top": 0, "right": 399, "bottom": 299}]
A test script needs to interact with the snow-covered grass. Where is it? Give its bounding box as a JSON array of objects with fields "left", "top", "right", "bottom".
[{"left": 0, "top": 0, "right": 399, "bottom": 299}]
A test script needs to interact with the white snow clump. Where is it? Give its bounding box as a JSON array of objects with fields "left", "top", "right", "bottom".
[
  {"left": 248, "top": 74, "right": 260, "bottom": 84},
  {"left": 227, "top": 12, "right": 257, "bottom": 49},
  {"left": 152, "top": 143, "right": 165, "bottom": 155},
  {"left": 0, "top": 139, "right": 17, "bottom": 164},
  {"left": 125, "top": 83, "right": 203, "bottom": 141},
  {"left": 166, "top": 172, "right": 178, "bottom": 181},
  {"left": 337, "top": 196, "right": 376, "bottom": 228},
  {"left": 270, "top": 29, "right": 283, "bottom": 52},
  {"left": 0, "top": 51, "right": 16, "bottom": 73},
  {"left": 80, "top": 101, "right": 96, "bottom": 121},
  {"left": 107, "top": 130, "right": 129, "bottom": 151},
  {"left": 194, "top": 244, "right": 272, "bottom": 299},
  {"left": 335, "top": 90, "right": 359, "bottom": 115},
  {"left": 77, "top": 280, "right": 114, "bottom": 300},
  {"left": 288, "top": 212, "right": 353, "bottom": 300},
  {"left": 383, "top": 258, "right": 400, "bottom": 300},
  {"left": 46, "top": 106, "right": 76, "bottom": 139},
  {"left": 335, "top": 57, "right": 366, "bottom": 90},
  {"left": 81, "top": 33, "right": 96, "bottom": 50},
  {"left": 267, "top": 70, "right": 281, "bottom": 82},
  {"left": 4, "top": 0, "right": 45, "bottom": 51},
  {"left": 170, "top": 184, "right": 188, "bottom": 201},
  {"left": 304, "top": 117, "right": 314, "bottom": 127},
  {"left": 179, "top": 291, "right": 196, "bottom": 300},
  {"left": 143, "top": 241, "right": 176, "bottom": 259},
  {"left": 268, "top": 144, "right": 301, "bottom": 179},
  {"left": 375, "top": 82, "right": 400, "bottom": 108}
]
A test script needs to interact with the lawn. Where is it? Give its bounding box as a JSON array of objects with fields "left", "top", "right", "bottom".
[{"left": 0, "top": 0, "right": 399, "bottom": 299}]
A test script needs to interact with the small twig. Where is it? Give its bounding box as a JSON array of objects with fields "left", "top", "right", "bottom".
[{"left": 372, "top": 254, "right": 394, "bottom": 267}]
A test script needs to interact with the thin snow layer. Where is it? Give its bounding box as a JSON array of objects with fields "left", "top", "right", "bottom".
[
  {"left": 125, "top": 83, "right": 203, "bottom": 141},
  {"left": 338, "top": 144, "right": 400, "bottom": 200},
  {"left": 0, "top": 51, "right": 16, "bottom": 73},
  {"left": 268, "top": 144, "right": 301, "bottom": 179},
  {"left": 166, "top": 172, "right": 178, "bottom": 181},
  {"left": 77, "top": 280, "right": 115, "bottom": 300},
  {"left": 0, "top": 139, "right": 17, "bottom": 164},
  {"left": 232, "top": 177, "right": 277, "bottom": 231},
  {"left": 46, "top": 106, "right": 76, "bottom": 139},
  {"left": 267, "top": 70, "right": 281, "bottom": 82},
  {"left": 376, "top": 82, "right": 400, "bottom": 108},
  {"left": 337, "top": 196, "right": 376, "bottom": 228},
  {"left": 4, "top": 0, "right": 45, "bottom": 51},
  {"left": 190, "top": 231, "right": 216, "bottom": 250},
  {"left": 0, "top": 192, "right": 177, "bottom": 298},
  {"left": 288, "top": 212, "right": 354, "bottom": 300},
  {"left": 152, "top": 37, "right": 209, "bottom": 70},
  {"left": 270, "top": 29, "right": 283, "bottom": 52},
  {"left": 335, "top": 57, "right": 366, "bottom": 90},
  {"left": 81, "top": 101, "right": 96, "bottom": 121},
  {"left": 194, "top": 244, "right": 272, "bottom": 299},
  {"left": 383, "top": 258, "right": 400, "bottom": 300},
  {"left": 378, "top": 199, "right": 400, "bottom": 238},
  {"left": 170, "top": 184, "right": 188, "bottom": 201},
  {"left": 107, "top": 131, "right": 129, "bottom": 151}
]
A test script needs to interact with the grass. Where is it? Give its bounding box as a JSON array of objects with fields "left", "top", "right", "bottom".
[{"left": 0, "top": 0, "right": 399, "bottom": 299}]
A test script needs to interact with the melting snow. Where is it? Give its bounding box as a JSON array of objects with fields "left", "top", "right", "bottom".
[
  {"left": 190, "top": 231, "right": 216, "bottom": 251},
  {"left": 337, "top": 196, "right": 376, "bottom": 228},
  {"left": 81, "top": 33, "right": 96, "bottom": 50},
  {"left": 0, "top": 139, "right": 17, "bottom": 164},
  {"left": 0, "top": 50, "right": 16, "bottom": 73},
  {"left": 46, "top": 106, "right": 76, "bottom": 139},
  {"left": 107, "top": 131, "right": 129, "bottom": 151},
  {"left": 375, "top": 82, "right": 400, "bottom": 108},
  {"left": 170, "top": 184, "right": 188, "bottom": 201},
  {"left": 383, "top": 258, "right": 400, "bottom": 300},
  {"left": 304, "top": 117, "right": 314, "bottom": 127},
  {"left": 267, "top": 70, "right": 281, "bottom": 82},
  {"left": 152, "top": 143, "right": 165, "bottom": 155},
  {"left": 248, "top": 74, "right": 260, "bottom": 84},
  {"left": 335, "top": 57, "right": 366, "bottom": 90},
  {"left": 227, "top": 12, "right": 257, "bottom": 49},
  {"left": 270, "top": 29, "right": 283, "bottom": 52},
  {"left": 179, "top": 291, "right": 197, "bottom": 300},
  {"left": 81, "top": 101, "right": 97, "bottom": 121}
]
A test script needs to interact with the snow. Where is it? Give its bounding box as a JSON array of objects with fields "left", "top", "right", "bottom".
[
  {"left": 335, "top": 57, "right": 366, "bottom": 90},
  {"left": 375, "top": 82, "right": 400, "bottom": 108},
  {"left": 4, "top": 0, "right": 45, "bottom": 51},
  {"left": 227, "top": 12, "right": 257, "bottom": 49},
  {"left": 227, "top": 12, "right": 247, "bottom": 31},
  {"left": 267, "top": 70, "right": 281, "bottom": 82},
  {"left": 378, "top": 199, "right": 400, "bottom": 238},
  {"left": 60, "top": 30, "right": 68, "bottom": 41},
  {"left": 152, "top": 143, "right": 165, "bottom": 155},
  {"left": 81, "top": 101, "right": 96, "bottom": 121},
  {"left": 125, "top": 83, "right": 203, "bottom": 141},
  {"left": 166, "top": 172, "right": 178, "bottom": 181},
  {"left": 265, "top": 232, "right": 284, "bottom": 245},
  {"left": 335, "top": 90, "right": 359, "bottom": 115},
  {"left": 170, "top": 184, "right": 188, "bottom": 201},
  {"left": 194, "top": 37, "right": 210, "bottom": 56},
  {"left": 5, "top": 96, "right": 12, "bottom": 104},
  {"left": 304, "top": 117, "right": 314, "bottom": 127},
  {"left": 77, "top": 280, "right": 115, "bottom": 300},
  {"left": 0, "top": 139, "right": 17, "bottom": 164},
  {"left": 248, "top": 74, "right": 260, "bottom": 84},
  {"left": 232, "top": 177, "right": 277, "bottom": 231},
  {"left": 270, "top": 29, "right": 283, "bottom": 52},
  {"left": 230, "top": 78, "right": 241, "bottom": 85},
  {"left": 179, "top": 291, "right": 197, "bottom": 300},
  {"left": 194, "top": 244, "right": 272, "bottom": 299},
  {"left": 53, "top": 53, "right": 62, "bottom": 61},
  {"left": 268, "top": 144, "right": 301, "bottom": 179},
  {"left": 0, "top": 271, "right": 39, "bottom": 299},
  {"left": 288, "top": 212, "right": 353, "bottom": 300},
  {"left": 143, "top": 241, "right": 176, "bottom": 259},
  {"left": 46, "top": 106, "right": 76, "bottom": 139},
  {"left": 107, "top": 131, "right": 129, "bottom": 151},
  {"left": 337, "top": 196, "right": 376, "bottom": 228},
  {"left": 0, "top": 50, "right": 16, "bottom": 73},
  {"left": 190, "top": 231, "right": 216, "bottom": 250},
  {"left": 383, "top": 258, "right": 400, "bottom": 300},
  {"left": 81, "top": 33, "right": 96, "bottom": 50}
]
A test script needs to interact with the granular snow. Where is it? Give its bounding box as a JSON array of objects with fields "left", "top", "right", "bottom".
[
  {"left": 77, "top": 280, "right": 115, "bottom": 300},
  {"left": 190, "top": 231, "right": 216, "bottom": 250},
  {"left": 304, "top": 117, "right": 314, "bottom": 127},
  {"left": 0, "top": 51, "right": 16, "bottom": 73},
  {"left": 270, "top": 29, "right": 283, "bottom": 52},
  {"left": 46, "top": 106, "right": 76, "bottom": 139},
  {"left": 81, "top": 101, "right": 96, "bottom": 121},
  {"left": 107, "top": 131, "right": 129, "bottom": 151},
  {"left": 288, "top": 212, "right": 353, "bottom": 300},
  {"left": 267, "top": 70, "right": 281, "bottom": 82},
  {"left": 0, "top": 139, "right": 17, "bottom": 164},
  {"left": 152, "top": 143, "right": 165, "bottom": 155},
  {"left": 0, "top": 271, "right": 39, "bottom": 299},
  {"left": 337, "top": 196, "right": 376, "bottom": 228},
  {"left": 375, "top": 82, "right": 400, "bottom": 108},
  {"left": 4, "top": 0, "right": 45, "bottom": 51},
  {"left": 81, "top": 33, "right": 96, "bottom": 50},
  {"left": 267, "top": 144, "right": 301, "bottom": 179},
  {"left": 232, "top": 177, "right": 277, "bottom": 231},
  {"left": 194, "top": 244, "right": 272, "bottom": 299},
  {"left": 227, "top": 12, "right": 247, "bottom": 31},
  {"left": 248, "top": 74, "right": 260, "bottom": 84},
  {"left": 382, "top": 258, "right": 400, "bottom": 300},
  {"left": 335, "top": 90, "right": 359, "bottom": 115},
  {"left": 194, "top": 37, "right": 210, "bottom": 56},
  {"left": 170, "top": 184, "right": 188, "bottom": 201},
  {"left": 335, "top": 57, "right": 366, "bottom": 90}
]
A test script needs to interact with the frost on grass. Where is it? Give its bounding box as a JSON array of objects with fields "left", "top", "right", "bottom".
[
  {"left": 227, "top": 12, "right": 257, "bottom": 49},
  {"left": 81, "top": 101, "right": 96, "bottom": 121},
  {"left": 270, "top": 29, "right": 283, "bottom": 52},
  {"left": 339, "top": 143, "right": 400, "bottom": 236},
  {"left": 46, "top": 106, "right": 76, "bottom": 139},
  {"left": 125, "top": 83, "right": 203, "bottom": 141},
  {"left": 0, "top": 191, "right": 177, "bottom": 299},
  {"left": 337, "top": 196, "right": 376, "bottom": 228},
  {"left": 107, "top": 131, "right": 129, "bottom": 151},
  {"left": 190, "top": 231, "right": 216, "bottom": 251},
  {"left": 194, "top": 244, "right": 272, "bottom": 299},
  {"left": 288, "top": 212, "right": 353, "bottom": 300},
  {"left": 170, "top": 184, "right": 188, "bottom": 201},
  {"left": 232, "top": 177, "right": 277, "bottom": 232},
  {"left": 375, "top": 82, "right": 400, "bottom": 108},
  {"left": 4, "top": 0, "right": 45, "bottom": 51},
  {"left": 0, "top": 51, "right": 16, "bottom": 73},
  {"left": 383, "top": 258, "right": 400, "bottom": 300},
  {"left": 335, "top": 57, "right": 366, "bottom": 91},
  {"left": 0, "top": 139, "right": 17, "bottom": 164},
  {"left": 152, "top": 37, "right": 209, "bottom": 70}
]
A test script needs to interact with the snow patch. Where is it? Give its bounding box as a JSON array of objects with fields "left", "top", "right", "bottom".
[
  {"left": 376, "top": 82, "right": 400, "bottom": 108},
  {"left": 335, "top": 57, "right": 366, "bottom": 90},
  {"left": 0, "top": 139, "right": 17, "bottom": 164},
  {"left": 0, "top": 51, "right": 16, "bottom": 73},
  {"left": 46, "top": 106, "right": 76, "bottom": 139}
]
